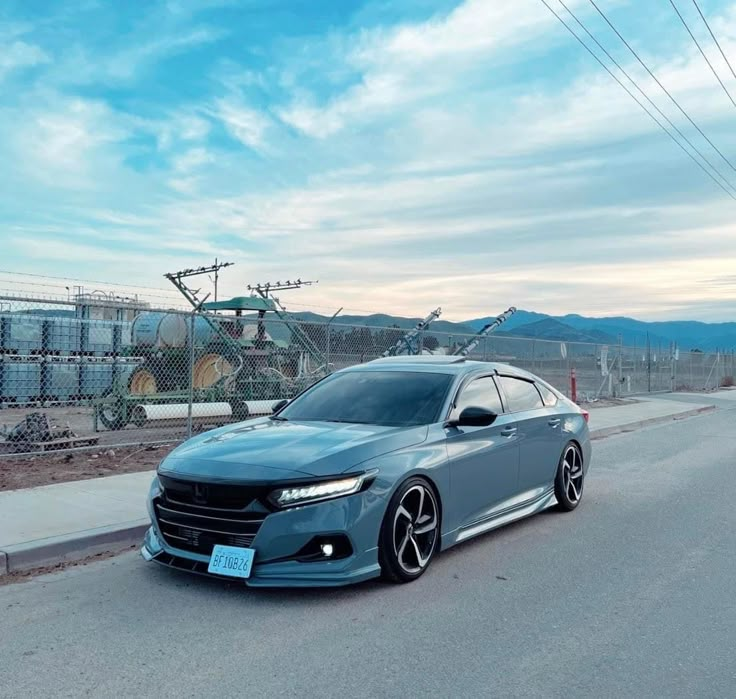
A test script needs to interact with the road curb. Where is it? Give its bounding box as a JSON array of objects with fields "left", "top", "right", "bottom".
[
  {"left": 0, "top": 519, "right": 149, "bottom": 575},
  {"left": 590, "top": 405, "right": 716, "bottom": 440}
]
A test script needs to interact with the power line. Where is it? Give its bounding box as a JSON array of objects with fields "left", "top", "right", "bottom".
[
  {"left": 589, "top": 0, "right": 736, "bottom": 173},
  {"left": 0, "top": 269, "right": 179, "bottom": 294},
  {"left": 538, "top": 0, "right": 736, "bottom": 200},
  {"left": 669, "top": 0, "right": 736, "bottom": 110},
  {"left": 558, "top": 0, "right": 736, "bottom": 196},
  {"left": 691, "top": 0, "right": 736, "bottom": 84}
]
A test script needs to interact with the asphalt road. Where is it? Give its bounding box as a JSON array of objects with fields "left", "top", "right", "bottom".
[{"left": 2, "top": 406, "right": 736, "bottom": 698}]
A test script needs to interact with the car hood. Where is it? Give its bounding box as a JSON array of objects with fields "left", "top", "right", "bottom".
[{"left": 158, "top": 418, "right": 429, "bottom": 481}]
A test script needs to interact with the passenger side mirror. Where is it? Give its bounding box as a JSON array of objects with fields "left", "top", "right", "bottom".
[
  {"left": 449, "top": 405, "right": 498, "bottom": 428},
  {"left": 272, "top": 399, "right": 289, "bottom": 413}
]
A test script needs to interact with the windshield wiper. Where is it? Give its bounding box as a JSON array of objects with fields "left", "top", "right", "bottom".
[{"left": 269, "top": 415, "right": 288, "bottom": 422}]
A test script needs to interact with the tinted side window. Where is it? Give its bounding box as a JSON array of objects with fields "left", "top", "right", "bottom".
[
  {"left": 456, "top": 377, "right": 503, "bottom": 414},
  {"left": 498, "top": 376, "right": 543, "bottom": 412},
  {"left": 537, "top": 382, "right": 558, "bottom": 407}
]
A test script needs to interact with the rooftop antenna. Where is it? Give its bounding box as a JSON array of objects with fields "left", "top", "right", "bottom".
[
  {"left": 246, "top": 278, "right": 324, "bottom": 366},
  {"left": 247, "top": 278, "right": 318, "bottom": 298},
  {"left": 165, "top": 261, "right": 234, "bottom": 310}
]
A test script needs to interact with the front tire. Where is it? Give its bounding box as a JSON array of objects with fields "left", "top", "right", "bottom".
[
  {"left": 379, "top": 477, "right": 440, "bottom": 584},
  {"left": 555, "top": 442, "right": 584, "bottom": 511}
]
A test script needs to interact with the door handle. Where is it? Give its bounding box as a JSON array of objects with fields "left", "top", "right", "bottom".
[
  {"left": 548, "top": 418, "right": 561, "bottom": 427},
  {"left": 500, "top": 426, "right": 517, "bottom": 437}
]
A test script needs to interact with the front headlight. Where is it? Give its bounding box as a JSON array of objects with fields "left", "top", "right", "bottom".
[{"left": 269, "top": 470, "right": 376, "bottom": 508}]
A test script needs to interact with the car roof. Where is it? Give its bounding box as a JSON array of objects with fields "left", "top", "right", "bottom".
[{"left": 340, "top": 355, "right": 539, "bottom": 381}]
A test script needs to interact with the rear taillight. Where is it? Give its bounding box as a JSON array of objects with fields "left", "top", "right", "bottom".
[{"left": 581, "top": 410, "right": 589, "bottom": 423}]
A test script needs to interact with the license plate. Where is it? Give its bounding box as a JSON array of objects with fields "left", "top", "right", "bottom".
[{"left": 208, "top": 544, "right": 255, "bottom": 579}]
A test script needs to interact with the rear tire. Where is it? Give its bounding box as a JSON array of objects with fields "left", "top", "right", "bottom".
[
  {"left": 554, "top": 442, "right": 584, "bottom": 511},
  {"left": 379, "top": 477, "right": 440, "bottom": 584}
]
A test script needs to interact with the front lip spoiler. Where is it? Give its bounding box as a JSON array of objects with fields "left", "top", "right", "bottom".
[{"left": 144, "top": 548, "right": 381, "bottom": 588}]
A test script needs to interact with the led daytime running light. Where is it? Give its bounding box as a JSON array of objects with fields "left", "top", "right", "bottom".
[{"left": 273, "top": 474, "right": 368, "bottom": 507}]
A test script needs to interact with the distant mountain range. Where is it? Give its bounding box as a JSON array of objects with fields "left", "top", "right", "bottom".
[
  {"left": 465, "top": 311, "right": 736, "bottom": 351},
  {"left": 290, "top": 309, "right": 736, "bottom": 351}
]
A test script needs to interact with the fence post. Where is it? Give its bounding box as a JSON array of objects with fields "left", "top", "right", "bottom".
[
  {"left": 326, "top": 327, "right": 331, "bottom": 373},
  {"left": 570, "top": 367, "right": 577, "bottom": 403},
  {"left": 187, "top": 311, "right": 195, "bottom": 439}
]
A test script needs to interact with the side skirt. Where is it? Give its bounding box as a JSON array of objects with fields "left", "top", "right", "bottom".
[{"left": 452, "top": 487, "right": 556, "bottom": 544}]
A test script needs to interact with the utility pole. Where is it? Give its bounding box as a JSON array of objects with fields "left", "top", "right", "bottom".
[{"left": 208, "top": 258, "right": 224, "bottom": 303}]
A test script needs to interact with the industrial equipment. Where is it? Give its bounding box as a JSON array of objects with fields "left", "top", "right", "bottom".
[
  {"left": 453, "top": 307, "right": 517, "bottom": 357},
  {"left": 1, "top": 412, "right": 99, "bottom": 453},
  {"left": 94, "top": 265, "right": 329, "bottom": 430},
  {"left": 381, "top": 308, "right": 442, "bottom": 357}
]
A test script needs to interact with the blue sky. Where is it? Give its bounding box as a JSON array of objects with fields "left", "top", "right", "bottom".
[{"left": 1, "top": 0, "right": 735, "bottom": 321}]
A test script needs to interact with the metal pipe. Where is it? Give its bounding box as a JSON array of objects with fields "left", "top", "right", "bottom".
[
  {"left": 133, "top": 402, "right": 233, "bottom": 426},
  {"left": 131, "top": 399, "right": 284, "bottom": 426},
  {"left": 454, "top": 307, "right": 516, "bottom": 357}
]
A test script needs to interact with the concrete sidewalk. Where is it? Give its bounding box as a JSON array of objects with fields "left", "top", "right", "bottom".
[
  {"left": 0, "top": 393, "right": 719, "bottom": 576},
  {"left": 586, "top": 395, "right": 717, "bottom": 438}
]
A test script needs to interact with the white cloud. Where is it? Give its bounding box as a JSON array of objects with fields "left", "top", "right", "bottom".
[
  {"left": 0, "top": 40, "right": 50, "bottom": 80},
  {"left": 156, "top": 113, "right": 212, "bottom": 151},
  {"left": 105, "top": 27, "right": 226, "bottom": 81},
  {"left": 14, "top": 96, "right": 129, "bottom": 187},
  {"left": 278, "top": 0, "right": 589, "bottom": 137},
  {"left": 213, "top": 97, "right": 271, "bottom": 150}
]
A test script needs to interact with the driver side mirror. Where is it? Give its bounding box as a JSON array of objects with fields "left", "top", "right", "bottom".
[
  {"left": 272, "top": 399, "right": 289, "bottom": 413},
  {"left": 447, "top": 405, "right": 498, "bottom": 428}
]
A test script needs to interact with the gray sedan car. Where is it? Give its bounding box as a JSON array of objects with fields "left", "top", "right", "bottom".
[{"left": 142, "top": 356, "right": 591, "bottom": 586}]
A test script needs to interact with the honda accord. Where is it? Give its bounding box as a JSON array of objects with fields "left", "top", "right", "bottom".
[{"left": 141, "top": 356, "right": 591, "bottom": 586}]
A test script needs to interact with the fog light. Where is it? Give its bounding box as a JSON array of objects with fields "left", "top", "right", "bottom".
[{"left": 320, "top": 543, "right": 334, "bottom": 557}]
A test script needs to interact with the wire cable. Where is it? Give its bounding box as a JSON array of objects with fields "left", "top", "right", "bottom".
[
  {"left": 558, "top": 0, "right": 736, "bottom": 195},
  {"left": 0, "top": 269, "right": 181, "bottom": 295},
  {"left": 538, "top": 0, "right": 736, "bottom": 200},
  {"left": 691, "top": 0, "right": 736, "bottom": 83},
  {"left": 669, "top": 0, "right": 736, "bottom": 109},
  {"left": 589, "top": 0, "right": 736, "bottom": 173}
]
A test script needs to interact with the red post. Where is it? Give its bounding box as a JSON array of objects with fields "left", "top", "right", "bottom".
[{"left": 570, "top": 367, "right": 577, "bottom": 403}]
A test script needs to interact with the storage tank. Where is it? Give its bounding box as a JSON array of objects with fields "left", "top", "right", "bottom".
[
  {"left": 80, "top": 361, "right": 114, "bottom": 398},
  {"left": 132, "top": 312, "right": 222, "bottom": 349},
  {"left": 85, "top": 320, "right": 115, "bottom": 355},
  {"left": 47, "top": 317, "right": 82, "bottom": 354},
  {"left": 0, "top": 315, "right": 43, "bottom": 354},
  {"left": 0, "top": 361, "right": 42, "bottom": 403},
  {"left": 119, "top": 321, "right": 134, "bottom": 350},
  {"left": 45, "top": 362, "right": 80, "bottom": 401},
  {"left": 132, "top": 312, "right": 186, "bottom": 348}
]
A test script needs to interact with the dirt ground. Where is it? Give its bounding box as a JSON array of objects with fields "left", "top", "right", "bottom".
[
  {"left": 0, "top": 545, "right": 137, "bottom": 586},
  {"left": 0, "top": 442, "right": 177, "bottom": 491}
]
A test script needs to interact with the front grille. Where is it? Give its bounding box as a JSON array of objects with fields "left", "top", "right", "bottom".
[{"left": 155, "top": 475, "right": 272, "bottom": 556}]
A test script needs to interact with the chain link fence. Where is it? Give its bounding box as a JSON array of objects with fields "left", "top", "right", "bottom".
[{"left": 0, "top": 293, "right": 733, "bottom": 455}]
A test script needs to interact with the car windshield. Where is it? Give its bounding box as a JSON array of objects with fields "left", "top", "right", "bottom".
[{"left": 278, "top": 370, "right": 453, "bottom": 427}]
